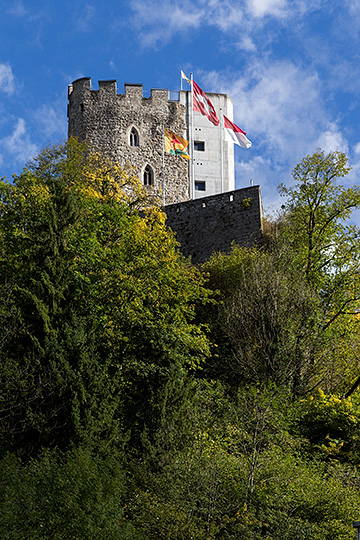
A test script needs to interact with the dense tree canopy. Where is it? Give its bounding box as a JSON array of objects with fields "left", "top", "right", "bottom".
[
  {"left": 0, "top": 139, "right": 210, "bottom": 457},
  {"left": 199, "top": 150, "right": 360, "bottom": 397},
  {"left": 201, "top": 246, "right": 320, "bottom": 392},
  {"left": 2, "top": 145, "right": 360, "bottom": 539}
]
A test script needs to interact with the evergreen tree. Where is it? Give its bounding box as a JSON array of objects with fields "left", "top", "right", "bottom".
[{"left": 0, "top": 139, "right": 210, "bottom": 457}]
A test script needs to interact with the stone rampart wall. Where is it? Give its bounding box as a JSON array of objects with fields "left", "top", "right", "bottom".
[{"left": 165, "top": 185, "right": 263, "bottom": 264}]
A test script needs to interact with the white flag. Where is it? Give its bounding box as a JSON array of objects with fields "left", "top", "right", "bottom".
[{"left": 224, "top": 115, "right": 252, "bottom": 148}]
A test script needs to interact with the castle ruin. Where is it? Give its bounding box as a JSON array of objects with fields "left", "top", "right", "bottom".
[{"left": 67, "top": 77, "right": 263, "bottom": 263}]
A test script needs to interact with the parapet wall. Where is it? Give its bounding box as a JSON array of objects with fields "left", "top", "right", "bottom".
[{"left": 165, "top": 185, "right": 263, "bottom": 264}]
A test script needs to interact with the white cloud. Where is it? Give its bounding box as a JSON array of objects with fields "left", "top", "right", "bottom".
[
  {"left": 200, "top": 56, "right": 352, "bottom": 215},
  {"left": 205, "top": 2, "right": 244, "bottom": 31},
  {"left": 315, "top": 126, "right": 348, "bottom": 154},
  {"left": 209, "top": 60, "right": 325, "bottom": 162},
  {"left": 354, "top": 142, "right": 360, "bottom": 154},
  {"left": 246, "top": 0, "right": 287, "bottom": 18},
  {"left": 128, "top": 0, "right": 319, "bottom": 46},
  {"left": 235, "top": 154, "right": 284, "bottom": 215},
  {"left": 6, "top": 1, "right": 27, "bottom": 17},
  {"left": 345, "top": 0, "right": 360, "bottom": 15},
  {"left": 34, "top": 104, "right": 67, "bottom": 139},
  {"left": 75, "top": 4, "right": 96, "bottom": 32},
  {"left": 129, "top": 0, "right": 204, "bottom": 47},
  {"left": 235, "top": 155, "right": 271, "bottom": 188},
  {"left": 339, "top": 1, "right": 360, "bottom": 38},
  {"left": 1, "top": 118, "right": 38, "bottom": 164},
  {"left": 237, "top": 36, "right": 257, "bottom": 52},
  {"left": 0, "top": 63, "right": 15, "bottom": 96}
]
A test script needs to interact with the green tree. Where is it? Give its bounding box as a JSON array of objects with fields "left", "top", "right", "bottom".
[
  {"left": 293, "top": 389, "right": 360, "bottom": 463},
  {"left": 0, "top": 447, "right": 144, "bottom": 540},
  {"left": 278, "top": 149, "right": 360, "bottom": 325},
  {"left": 278, "top": 149, "right": 360, "bottom": 393},
  {"left": 0, "top": 139, "right": 210, "bottom": 457},
  {"left": 127, "top": 382, "right": 360, "bottom": 540},
  {"left": 201, "top": 245, "right": 319, "bottom": 392}
]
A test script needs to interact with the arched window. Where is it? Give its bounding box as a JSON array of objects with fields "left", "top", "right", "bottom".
[
  {"left": 143, "top": 164, "right": 154, "bottom": 186},
  {"left": 129, "top": 127, "right": 139, "bottom": 147}
]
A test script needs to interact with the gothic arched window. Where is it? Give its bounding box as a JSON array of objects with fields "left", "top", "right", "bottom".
[
  {"left": 129, "top": 127, "right": 139, "bottom": 147},
  {"left": 143, "top": 164, "right": 154, "bottom": 186}
]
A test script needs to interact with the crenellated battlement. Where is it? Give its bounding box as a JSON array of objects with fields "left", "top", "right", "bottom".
[{"left": 68, "top": 78, "right": 178, "bottom": 108}]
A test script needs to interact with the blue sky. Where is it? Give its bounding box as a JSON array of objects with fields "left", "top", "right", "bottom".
[{"left": 1, "top": 0, "right": 360, "bottom": 216}]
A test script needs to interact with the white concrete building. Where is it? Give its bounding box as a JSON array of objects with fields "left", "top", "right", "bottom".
[{"left": 179, "top": 90, "right": 235, "bottom": 199}]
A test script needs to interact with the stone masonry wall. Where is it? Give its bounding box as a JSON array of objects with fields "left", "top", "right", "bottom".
[
  {"left": 68, "top": 77, "right": 189, "bottom": 205},
  {"left": 165, "top": 185, "right": 263, "bottom": 264}
]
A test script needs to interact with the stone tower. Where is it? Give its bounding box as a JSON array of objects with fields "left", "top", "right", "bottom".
[
  {"left": 68, "top": 78, "right": 236, "bottom": 205},
  {"left": 68, "top": 77, "right": 189, "bottom": 205},
  {"left": 67, "top": 77, "right": 263, "bottom": 263}
]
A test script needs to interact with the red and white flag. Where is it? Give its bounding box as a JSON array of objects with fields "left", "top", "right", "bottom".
[
  {"left": 192, "top": 81, "right": 219, "bottom": 126},
  {"left": 223, "top": 115, "right": 252, "bottom": 148}
]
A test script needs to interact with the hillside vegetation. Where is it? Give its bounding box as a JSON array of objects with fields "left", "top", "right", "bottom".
[{"left": 1, "top": 140, "right": 360, "bottom": 539}]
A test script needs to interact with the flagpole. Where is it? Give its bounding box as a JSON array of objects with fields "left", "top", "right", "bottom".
[
  {"left": 190, "top": 72, "right": 195, "bottom": 199},
  {"left": 220, "top": 109, "right": 224, "bottom": 193},
  {"left": 162, "top": 124, "right": 165, "bottom": 206}
]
